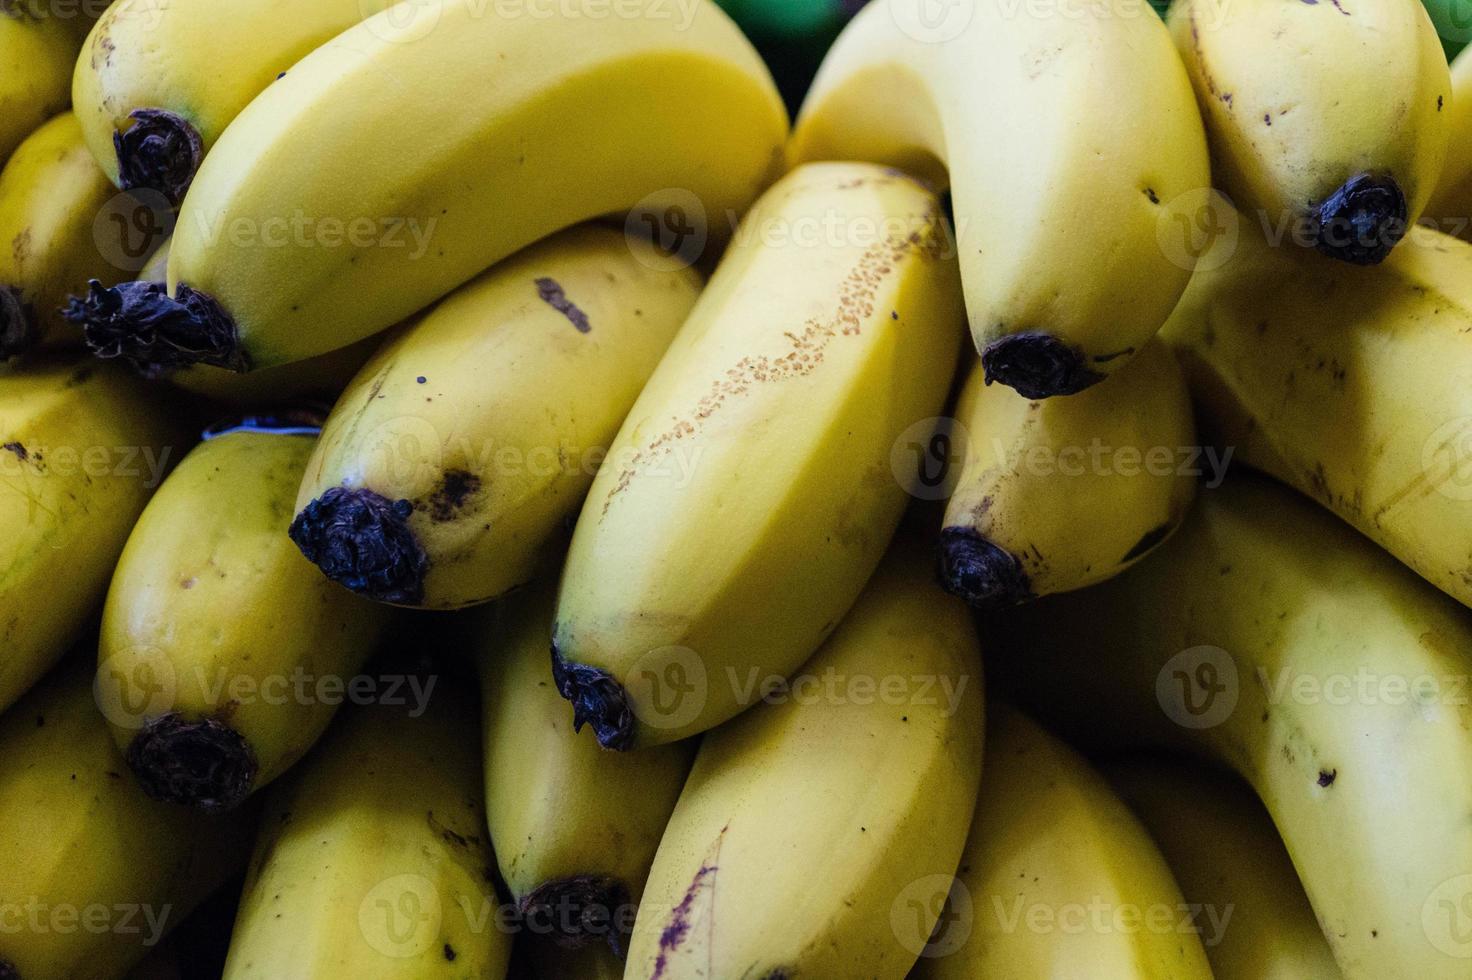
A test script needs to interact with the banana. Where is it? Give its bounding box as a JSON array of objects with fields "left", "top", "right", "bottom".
[
  {"left": 939, "top": 338, "right": 1198, "bottom": 608},
  {"left": 0, "top": 657, "right": 256, "bottom": 980},
  {"left": 913, "top": 705, "right": 1214, "bottom": 980},
  {"left": 95, "top": 416, "right": 393, "bottom": 814},
  {"left": 1160, "top": 214, "right": 1472, "bottom": 609},
  {"left": 73, "top": 0, "right": 392, "bottom": 203},
  {"left": 551, "top": 162, "right": 965, "bottom": 749},
  {"left": 624, "top": 536, "right": 985, "bottom": 980},
  {"left": 4, "top": 1, "right": 110, "bottom": 41},
  {"left": 988, "top": 474, "right": 1472, "bottom": 980},
  {"left": 0, "top": 13, "right": 77, "bottom": 166},
  {"left": 1424, "top": 43, "right": 1472, "bottom": 237},
  {"left": 1168, "top": 0, "right": 1448, "bottom": 265},
  {"left": 790, "top": 0, "right": 1208, "bottom": 398},
  {"left": 291, "top": 225, "right": 702, "bottom": 609},
  {"left": 220, "top": 692, "right": 513, "bottom": 979},
  {"left": 1107, "top": 758, "right": 1343, "bottom": 980},
  {"left": 0, "top": 112, "right": 164, "bottom": 359},
  {"left": 67, "top": 0, "right": 786, "bottom": 375},
  {"left": 477, "top": 581, "right": 694, "bottom": 955},
  {"left": 0, "top": 354, "right": 186, "bottom": 715}
]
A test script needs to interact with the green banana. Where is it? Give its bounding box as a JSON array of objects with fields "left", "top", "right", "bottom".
[
  {"left": 552, "top": 162, "right": 965, "bottom": 749},
  {"left": 291, "top": 225, "right": 702, "bottom": 609},
  {"left": 96, "top": 416, "right": 393, "bottom": 813}
]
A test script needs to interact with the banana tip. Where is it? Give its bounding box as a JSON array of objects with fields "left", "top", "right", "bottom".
[
  {"left": 550, "top": 645, "right": 636, "bottom": 752},
  {"left": 0, "top": 285, "right": 36, "bottom": 360},
  {"left": 938, "top": 527, "right": 1035, "bottom": 608},
  {"left": 289, "top": 487, "right": 428, "bottom": 605},
  {"left": 519, "top": 876, "right": 633, "bottom": 958},
  {"left": 126, "top": 714, "right": 257, "bottom": 813},
  {"left": 115, "top": 109, "right": 204, "bottom": 206},
  {"left": 1311, "top": 172, "right": 1407, "bottom": 266},
  {"left": 980, "top": 332, "right": 1104, "bottom": 400},
  {"left": 66, "top": 279, "right": 246, "bottom": 378}
]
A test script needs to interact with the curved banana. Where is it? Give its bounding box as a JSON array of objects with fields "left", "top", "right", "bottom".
[
  {"left": 73, "top": 0, "right": 392, "bottom": 203},
  {"left": 68, "top": 0, "right": 786, "bottom": 375},
  {"left": 791, "top": 0, "right": 1208, "bottom": 398},
  {"left": 477, "top": 582, "right": 694, "bottom": 954},
  {"left": 914, "top": 705, "right": 1213, "bottom": 980},
  {"left": 1424, "top": 43, "right": 1472, "bottom": 237},
  {"left": 0, "top": 13, "right": 78, "bottom": 166},
  {"left": 624, "top": 537, "right": 985, "bottom": 980},
  {"left": 990, "top": 474, "right": 1472, "bottom": 980},
  {"left": 291, "top": 225, "right": 702, "bottom": 609},
  {"left": 1161, "top": 214, "right": 1472, "bottom": 609},
  {"left": 1107, "top": 758, "right": 1343, "bottom": 980},
  {"left": 96, "top": 416, "right": 393, "bottom": 814},
  {"left": 551, "top": 162, "right": 965, "bottom": 749},
  {"left": 0, "top": 658, "right": 256, "bottom": 980},
  {"left": 939, "top": 338, "right": 1198, "bottom": 608},
  {"left": 0, "top": 354, "right": 186, "bottom": 716},
  {"left": 0, "top": 113, "right": 163, "bottom": 359},
  {"left": 1168, "top": 0, "right": 1447, "bottom": 265},
  {"left": 220, "top": 692, "right": 513, "bottom": 979}
]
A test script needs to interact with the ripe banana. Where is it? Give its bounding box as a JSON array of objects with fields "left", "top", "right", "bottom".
[
  {"left": 551, "top": 162, "right": 965, "bottom": 749},
  {"left": 96, "top": 416, "right": 393, "bottom": 814},
  {"left": 1107, "top": 758, "right": 1343, "bottom": 980},
  {"left": 791, "top": 0, "right": 1208, "bottom": 398},
  {"left": 1161, "top": 214, "right": 1472, "bottom": 609},
  {"left": 0, "top": 657, "right": 256, "bottom": 980},
  {"left": 0, "top": 13, "right": 78, "bottom": 166},
  {"left": 220, "top": 693, "right": 513, "bottom": 979},
  {"left": 939, "top": 338, "right": 1198, "bottom": 608},
  {"left": 0, "top": 354, "right": 186, "bottom": 716},
  {"left": 624, "top": 537, "right": 985, "bottom": 980},
  {"left": 989, "top": 474, "right": 1472, "bottom": 980},
  {"left": 0, "top": 112, "right": 163, "bottom": 359},
  {"left": 73, "top": 0, "right": 392, "bottom": 203},
  {"left": 68, "top": 0, "right": 786, "bottom": 375},
  {"left": 477, "top": 582, "right": 694, "bottom": 955},
  {"left": 1168, "top": 0, "right": 1448, "bottom": 265},
  {"left": 1424, "top": 43, "right": 1472, "bottom": 237},
  {"left": 913, "top": 705, "right": 1213, "bottom": 980},
  {"left": 291, "top": 225, "right": 702, "bottom": 609}
]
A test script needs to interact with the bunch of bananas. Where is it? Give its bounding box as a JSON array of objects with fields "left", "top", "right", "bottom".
[{"left": 1, "top": 0, "right": 1470, "bottom": 977}]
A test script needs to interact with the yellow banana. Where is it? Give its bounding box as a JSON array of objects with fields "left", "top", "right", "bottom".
[
  {"left": 96, "top": 417, "right": 393, "bottom": 814},
  {"left": 220, "top": 693, "right": 513, "bottom": 979},
  {"left": 0, "top": 112, "right": 164, "bottom": 359},
  {"left": 791, "top": 0, "right": 1209, "bottom": 398},
  {"left": 291, "top": 225, "right": 702, "bottom": 609},
  {"left": 73, "top": 0, "right": 392, "bottom": 203},
  {"left": 1168, "top": 0, "right": 1448, "bottom": 265},
  {"left": 1425, "top": 44, "right": 1472, "bottom": 238},
  {"left": 0, "top": 657, "right": 256, "bottom": 980},
  {"left": 624, "top": 537, "right": 985, "bottom": 980},
  {"left": 914, "top": 705, "right": 1214, "bottom": 980},
  {"left": 1107, "top": 758, "right": 1343, "bottom": 980},
  {"left": 551, "top": 162, "right": 965, "bottom": 749},
  {"left": 0, "top": 13, "right": 77, "bottom": 166},
  {"left": 1161, "top": 214, "right": 1472, "bottom": 609},
  {"left": 477, "top": 582, "right": 694, "bottom": 955},
  {"left": 990, "top": 474, "right": 1472, "bottom": 980},
  {"left": 939, "top": 338, "right": 1199, "bottom": 608},
  {"left": 0, "top": 354, "right": 186, "bottom": 715},
  {"left": 68, "top": 0, "right": 786, "bottom": 375}
]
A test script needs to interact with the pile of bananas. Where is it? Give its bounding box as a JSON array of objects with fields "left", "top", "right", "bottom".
[{"left": 3, "top": 0, "right": 1472, "bottom": 977}]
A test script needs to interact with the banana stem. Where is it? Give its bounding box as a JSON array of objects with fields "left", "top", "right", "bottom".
[
  {"left": 289, "top": 487, "right": 429, "bottom": 605},
  {"left": 519, "top": 875, "right": 633, "bottom": 958},
  {"left": 66, "top": 279, "right": 246, "bottom": 378},
  {"left": 1309, "top": 171, "right": 1408, "bottom": 266},
  {"left": 937, "top": 526, "right": 1035, "bottom": 608},
  {"left": 980, "top": 331, "right": 1104, "bottom": 399},
  {"left": 114, "top": 109, "right": 204, "bottom": 205},
  {"left": 0, "top": 284, "right": 36, "bottom": 360},
  {"left": 125, "top": 713, "right": 258, "bottom": 813},
  {"left": 550, "top": 649, "right": 635, "bottom": 752}
]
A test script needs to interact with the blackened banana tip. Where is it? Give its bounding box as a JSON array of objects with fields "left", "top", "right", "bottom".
[
  {"left": 938, "top": 527, "right": 1035, "bottom": 609},
  {"left": 0, "top": 284, "right": 36, "bottom": 360},
  {"left": 289, "top": 487, "right": 428, "bottom": 606},
  {"left": 66, "top": 279, "right": 246, "bottom": 378},
  {"left": 0, "top": 959, "right": 18, "bottom": 980},
  {"left": 519, "top": 875, "right": 633, "bottom": 958},
  {"left": 550, "top": 644, "right": 636, "bottom": 752},
  {"left": 114, "top": 109, "right": 204, "bottom": 205},
  {"left": 1311, "top": 172, "right": 1408, "bottom": 266},
  {"left": 126, "top": 714, "right": 257, "bottom": 814},
  {"left": 980, "top": 331, "right": 1103, "bottom": 400}
]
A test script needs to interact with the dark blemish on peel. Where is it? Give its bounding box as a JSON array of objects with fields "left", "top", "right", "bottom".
[
  {"left": 443, "top": 943, "right": 457, "bottom": 961},
  {"left": 1143, "top": 188, "right": 1160, "bottom": 204},
  {"left": 535, "top": 277, "right": 592, "bottom": 333},
  {"left": 1264, "top": 114, "right": 1272, "bottom": 126},
  {"left": 416, "top": 376, "right": 426, "bottom": 384},
  {"left": 426, "top": 470, "right": 481, "bottom": 523},
  {"left": 2, "top": 442, "right": 27, "bottom": 461},
  {"left": 1092, "top": 347, "right": 1136, "bottom": 364},
  {"left": 1318, "top": 769, "right": 1337, "bottom": 787}
]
